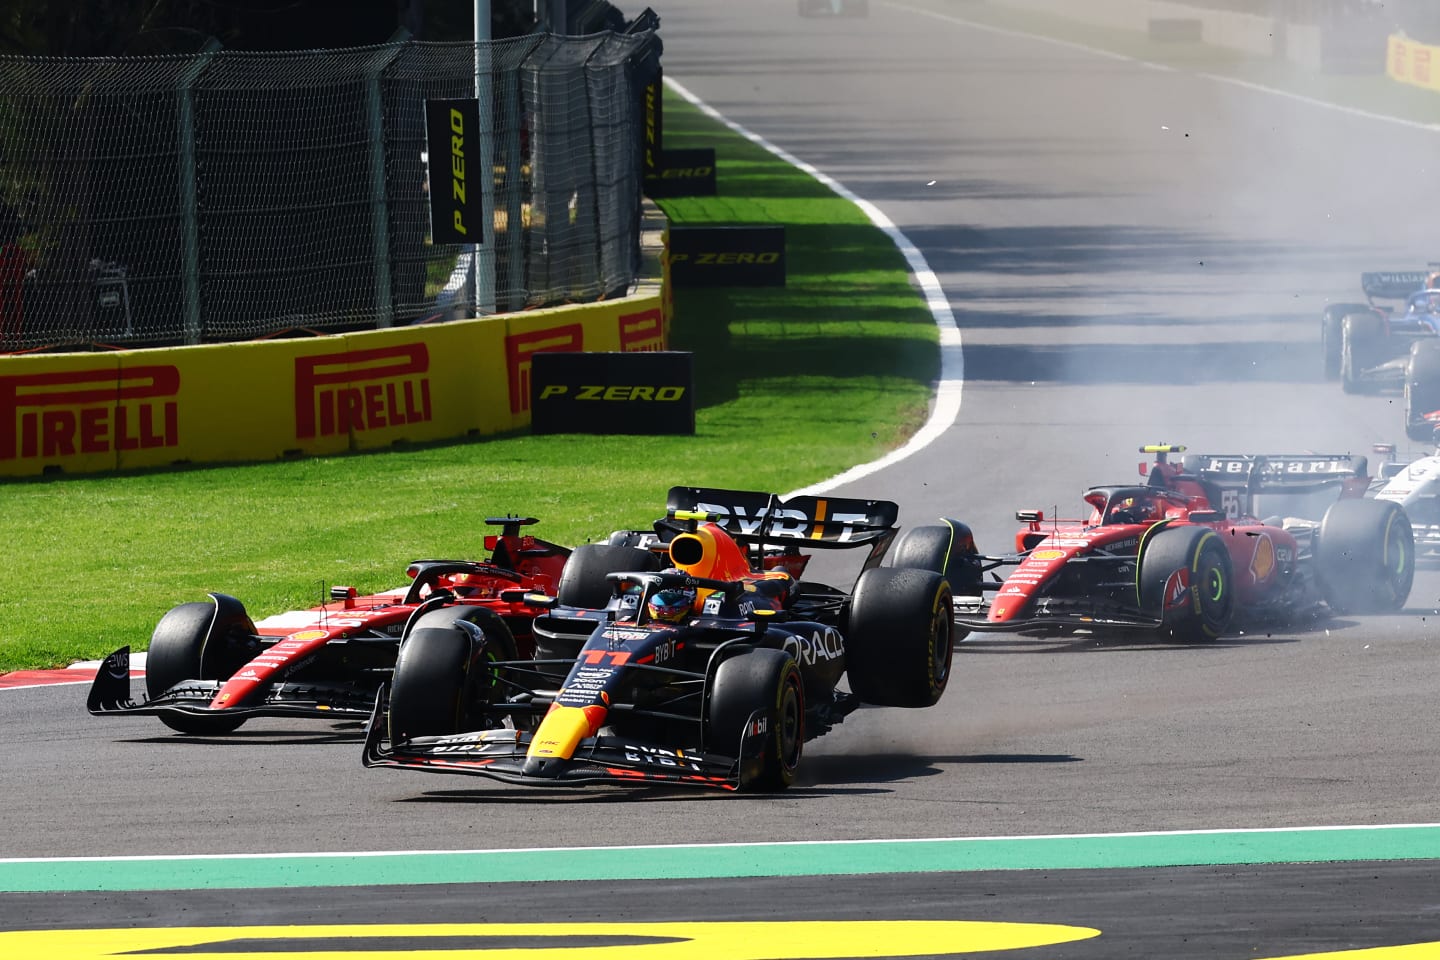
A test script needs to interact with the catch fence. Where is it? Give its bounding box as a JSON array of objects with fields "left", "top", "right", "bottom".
[{"left": 0, "top": 29, "right": 660, "bottom": 353}]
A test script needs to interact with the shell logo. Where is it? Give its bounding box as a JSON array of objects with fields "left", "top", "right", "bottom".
[
  {"left": 288, "top": 629, "right": 329, "bottom": 642},
  {"left": 1029, "top": 549, "right": 1065, "bottom": 561},
  {"left": 1250, "top": 532, "right": 1275, "bottom": 583}
]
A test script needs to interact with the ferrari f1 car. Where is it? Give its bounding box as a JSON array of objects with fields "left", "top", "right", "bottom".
[
  {"left": 901, "top": 445, "right": 1413, "bottom": 643},
  {"left": 362, "top": 487, "right": 954, "bottom": 792},
  {"left": 86, "top": 516, "right": 569, "bottom": 734}
]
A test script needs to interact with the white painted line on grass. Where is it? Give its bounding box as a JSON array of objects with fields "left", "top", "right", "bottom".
[{"left": 663, "top": 78, "right": 964, "bottom": 497}]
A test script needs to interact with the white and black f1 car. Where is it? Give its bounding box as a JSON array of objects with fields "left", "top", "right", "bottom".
[
  {"left": 1371, "top": 441, "right": 1440, "bottom": 559},
  {"left": 362, "top": 487, "right": 955, "bottom": 792}
]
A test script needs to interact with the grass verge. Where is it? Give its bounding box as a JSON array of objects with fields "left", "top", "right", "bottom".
[{"left": 0, "top": 94, "right": 937, "bottom": 673}]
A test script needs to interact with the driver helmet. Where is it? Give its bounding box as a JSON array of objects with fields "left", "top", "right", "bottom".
[
  {"left": 647, "top": 584, "right": 696, "bottom": 623},
  {"left": 1109, "top": 497, "right": 1154, "bottom": 524}
]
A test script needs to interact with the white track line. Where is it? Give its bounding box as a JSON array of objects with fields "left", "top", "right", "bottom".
[{"left": 662, "top": 79, "right": 964, "bottom": 498}]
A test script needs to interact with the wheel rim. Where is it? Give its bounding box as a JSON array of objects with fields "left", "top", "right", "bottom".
[
  {"left": 1198, "top": 555, "right": 1230, "bottom": 627},
  {"left": 1382, "top": 515, "right": 1414, "bottom": 606},
  {"left": 779, "top": 675, "right": 803, "bottom": 775},
  {"left": 931, "top": 611, "right": 952, "bottom": 686}
]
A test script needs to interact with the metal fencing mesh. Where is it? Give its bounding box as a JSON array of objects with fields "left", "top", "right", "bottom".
[{"left": 0, "top": 30, "right": 659, "bottom": 353}]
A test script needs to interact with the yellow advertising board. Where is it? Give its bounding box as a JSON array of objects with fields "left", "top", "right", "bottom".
[
  {"left": 0, "top": 291, "right": 663, "bottom": 478},
  {"left": 1388, "top": 33, "right": 1440, "bottom": 93}
]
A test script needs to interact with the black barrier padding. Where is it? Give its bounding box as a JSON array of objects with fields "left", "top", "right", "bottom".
[
  {"left": 531, "top": 351, "right": 695, "bottom": 435},
  {"left": 644, "top": 148, "right": 717, "bottom": 198},
  {"left": 668, "top": 225, "right": 786, "bottom": 287}
]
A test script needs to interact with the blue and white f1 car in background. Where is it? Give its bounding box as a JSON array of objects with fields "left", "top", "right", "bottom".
[{"left": 1320, "top": 269, "right": 1440, "bottom": 439}]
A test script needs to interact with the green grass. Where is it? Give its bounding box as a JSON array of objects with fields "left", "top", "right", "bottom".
[{"left": 0, "top": 94, "right": 937, "bottom": 673}]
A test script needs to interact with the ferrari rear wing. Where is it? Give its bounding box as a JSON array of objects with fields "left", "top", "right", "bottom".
[
  {"left": 1183, "top": 453, "right": 1370, "bottom": 497},
  {"left": 1362, "top": 271, "right": 1430, "bottom": 301},
  {"left": 665, "top": 486, "right": 899, "bottom": 549}
]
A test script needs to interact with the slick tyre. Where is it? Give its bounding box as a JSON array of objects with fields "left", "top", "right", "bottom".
[
  {"left": 888, "top": 520, "right": 982, "bottom": 602},
  {"left": 1405, "top": 340, "right": 1440, "bottom": 441},
  {"left": 1315, "top": 498, "right": 1414, "bottom": 615},
  {"left": 1340, "top": 313, "right": 1384, "bottom": 394},
  {"left": 845, "top": 567, "right": 955, "bottom": 708},
  {"left": 708, "top": 649, "right": 803, "bottom": 792},
  {"left": 1138, "top": 526, "right": 1233, "bottom": 643},
  {"left": 146, "top": 595, "right": 255, "bottom": 734},
  {"left": 388, "top": 606, "right": 518, "bottom": 742},
  {"left": 556, "top": 544, "right": 656, "bottom": 609},
  {"left": 1322, "top": 304, "right": 1367, "bottom": 380}
]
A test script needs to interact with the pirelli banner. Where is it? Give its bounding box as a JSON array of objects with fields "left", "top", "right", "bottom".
[
  {"left": 0, "top": 294, "right": 665, "bottom": 477},
  {"left": 1387, "top": 33, "right": 1440, "bottom": 94},
  {"left": 530, "top": 351, "right": 695, "bottom": 436},
  {"left": 668, "top": 225, "right": 786, "bottom": 287}
]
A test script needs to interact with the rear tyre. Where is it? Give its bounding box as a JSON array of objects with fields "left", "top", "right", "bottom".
[
  {"left": 388, "top": 606, "right": 518, "bottom": 742},
  {"left": 1138, "top": 526, "right": 1234, "bottom": 642},
  {"left": 845, "top": 567, "right": 954, "bottom": 707},
  {"left": 708, "top": 649, "right": 803, "bottom": 792},
  {"left": 1322, "top": 304, "right": 1368, "bottom": 380},
  {"left": 555, "top": 544, "right": 655, "bottom": 609},
  {"left": 146, "top": 596, "right": 254, "bottom": 734},
  {"left": 1405, "top": 340, "right": 1440, "bottom": 442},
  {"left": 1315, "top": 498, "right": 1414, "bottom": 615}
]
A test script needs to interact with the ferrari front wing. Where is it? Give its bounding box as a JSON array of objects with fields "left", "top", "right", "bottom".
[{"left": 86, "top": 646, "right": 379, "bottom": 723}]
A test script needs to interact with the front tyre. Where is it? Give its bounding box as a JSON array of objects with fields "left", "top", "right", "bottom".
[
  {"left": 146, "top": 595, "right": 255, "bottom": 734},
  {"left": 388, "top": 606, "right": 518, "bottom": 742},
  {"left": 708, "top": 649, "right": 804, "bottom": 792},
  {"left": 1315, "top": 499, "right": 1414, "bottom": 615},
  {"left": 1340, "top": 313, "right": 1384, "bottom": 394},
  {"left": 1138, "top": 525, "right": 1234, "bottom": 642},
  {"left": 1322, "top": 304, "right": 1368, "bottom": 380},
  {"left": 845, "top": 567, "right": 954, "bottom": 707}
]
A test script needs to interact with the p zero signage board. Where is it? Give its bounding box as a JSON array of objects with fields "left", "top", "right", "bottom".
[
  {"left": 425, "top": 98, "right": 484, "bottom": 245},
  {"left": 530, "top": 351, "right": 694, "bottom": 435},
  {"left": 668, "top": 225, "right": 786, "bottom": 287}
]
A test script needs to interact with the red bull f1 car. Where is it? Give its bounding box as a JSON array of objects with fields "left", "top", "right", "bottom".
[
  {"left": 86, "top": 517, "right": 569, "bottom": 734},
  {"left": 362, "top": 487, "right": 955, "bottom": 792},
  {"left": 900, "top": 445, "right": 1414, "bottom": 643}
]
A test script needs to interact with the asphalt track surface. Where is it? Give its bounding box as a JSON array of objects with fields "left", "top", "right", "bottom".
[{"left": 6, "top": 2, "right": 1440, "bottom": 956}]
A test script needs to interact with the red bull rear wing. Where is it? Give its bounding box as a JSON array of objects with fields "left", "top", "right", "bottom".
[{"left": 665, "top": 486, "right": 899, "bottom": 549}]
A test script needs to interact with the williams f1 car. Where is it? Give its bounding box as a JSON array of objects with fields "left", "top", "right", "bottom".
[
  {"left": 362, "top": 487, "right": 954, "bottom": 792},
  {"left": 1320, "top": 270, "right": 1440, "bottom": 439},
  {"left": 901, "top": 445, "right": 1413, "bottom": 643},
  {"left": 87, "top": 516, "right": 569, "bottom": 734}
]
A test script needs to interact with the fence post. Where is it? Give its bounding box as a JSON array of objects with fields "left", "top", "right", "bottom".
[
  {"left": 365, "top": 38, "right": 408, "bottom": 328},
  {"left": 177, "top": 39, "right": 221, "bottom": 345},
  {"left": 475, "top": 2, "right": 497, "bottom": 315}
]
